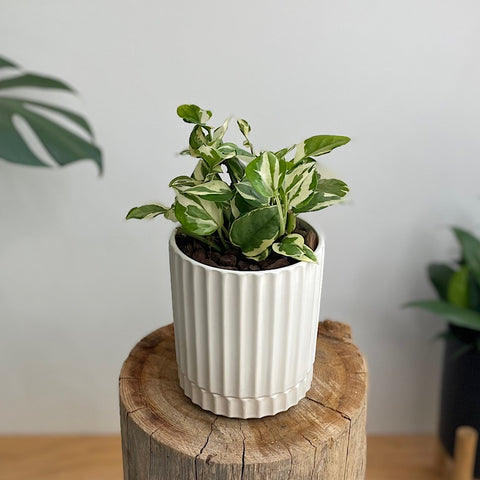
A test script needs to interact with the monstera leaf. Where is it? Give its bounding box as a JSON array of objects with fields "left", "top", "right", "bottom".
[{"left": 0, "top": 56, "right": 102, "bottom": 172}]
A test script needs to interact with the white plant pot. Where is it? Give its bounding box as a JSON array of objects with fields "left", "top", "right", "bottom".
[{"left": 169, "top": 227, "right": 325, "bottom": 418}]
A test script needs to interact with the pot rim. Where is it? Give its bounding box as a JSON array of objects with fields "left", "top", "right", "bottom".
[{"left": 169, "top": 222, "right": 325, "bottom": 275}]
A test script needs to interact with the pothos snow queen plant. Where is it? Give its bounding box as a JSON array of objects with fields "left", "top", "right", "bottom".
[{"left": 127, "top": 104, "right": 350, "bottom": 418}]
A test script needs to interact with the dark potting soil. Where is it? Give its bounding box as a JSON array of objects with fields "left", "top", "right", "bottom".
[{"left": 175, "top": 220, "right": 319, "bottom": 272}]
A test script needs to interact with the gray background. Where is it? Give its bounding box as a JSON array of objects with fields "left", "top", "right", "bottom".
[{"left": 1, "top": 0, "right": 479, "bottom": 433}]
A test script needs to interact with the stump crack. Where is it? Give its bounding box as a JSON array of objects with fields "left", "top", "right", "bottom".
[
  {"left": 126, "top": 406, "right": 147, "bottom": 416},
  {"left": 342, "top": 419, "right": 352, "bottom": 480},
  {"left": 300, "top": 433, "right": 317, "bottom": 480},
  {"left": 239, "top": 421, "right": 246, "bottom": 480},
  {"left": 285, "top": 444, "right": 293, "bottom": 479},
  {"left": 194, "top": 416, "right": 218, "bottom": 480},
  {"left": 305, "top": 396, "right": 351, "bottom": 421}
]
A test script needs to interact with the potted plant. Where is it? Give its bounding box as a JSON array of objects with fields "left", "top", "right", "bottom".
[
  {"left": 407, "top": 227, "right": 480, "bottom": 476},
  {"left": 127, "top": 104, "right": 350, "bottom": 418}
]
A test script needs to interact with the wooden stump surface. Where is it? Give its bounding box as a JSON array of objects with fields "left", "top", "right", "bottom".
[{"left": 119, "top": 320, "right": 368, "bottom": 479}]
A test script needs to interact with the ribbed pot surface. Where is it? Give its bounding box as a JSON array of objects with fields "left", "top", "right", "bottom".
[{"left": 169, "top": 229, "right": 325, "bottom": 418}]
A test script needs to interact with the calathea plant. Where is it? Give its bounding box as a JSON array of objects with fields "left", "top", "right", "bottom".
[{"left": 127, "top": 104, "right": 350, "bottom": 264}]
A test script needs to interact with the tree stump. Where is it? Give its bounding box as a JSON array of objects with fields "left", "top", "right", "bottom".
[{"left": 119, "top": 320, "right": 368, "bottom": 479}]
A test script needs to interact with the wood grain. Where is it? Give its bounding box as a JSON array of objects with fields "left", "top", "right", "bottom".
[
  {"left": 0, "top": 435, "right": 445, "bottom": 480},
  {"left": 119, "top": 320, "right": 368, "bottom": 479}
]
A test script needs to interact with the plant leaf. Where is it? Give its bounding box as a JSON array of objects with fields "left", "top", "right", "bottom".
[
  {"left": 175, "top": 192, "right": 223, "bottom": 236},
  {"left": 293, "top": 177, "right": 349, "bottom": 213},
  {"left": 234, "top": 180, "right": 269, "bottom": 206},
  {"left": 229, "top": 205, "right": 281, "bottom": 257},
  {"left": 237, "top": 118, "right": 254, "bottom": 153},
  {"left": 272, "top": 233, "right": 317, "bottom": 263},
  {"left": 177, "top": 104, "right": 212, "bottom": 125},
  {"left": 197, "top": 144, "right": 231, "bottom": 167},
  {"left": 0, "top": 73, "right": 74, "bottom": 92},
  {"left": 285, "top": 161, "right": 317, "bottom": 208},
  {"left": 276, "top": 145, "right": 295, "bottom": 159},
  {"left": 164, "top": 205, "right": 178, "bottom": 222},
  {"left": 294, "top": 135, "right": 350, "bottom": 163},
  {"left": 447, "top": 266, "right": 470, "bottom": 308},
  {"left": 212, "top": 117, "right": 230, "bottom": 142},
  {"left": 189, "top": 125, "right": 208, "bottom": 150},
  {"left": 0, "top": 97, "right": 102, "bottom": 171},
  {"left": 468, "top": 273, "right": 480, "bottom": 312},
  {"left": 453, "top": 228, "right": 480, "bottom": 286},
  {"left": 428, "top": 263, "right": 455, "bottom": 301},
  {"left": 191, "top": 160, "right": 209, "bottom": 181},
  {"left": 184, "top": 180, "right": 233, "bottom": 202},
  {"left": 225, "top": 157, "right": 245, "bottom": 183},
  {"left": 169, "top": 175, "right": 198, "bottom": 191},
  {"left": 230, "top": 193, "right": 255, "bottom": 219},
  {"left": 406, "top": 300, "right": 480, "bottom": 331},
  {"left": 222, "top": 142, "right": 255, "bottom": 163},
  {"left": 249, "top": 247, "right": 270, "bottom": 262},
  {"left": 245, "top": 151, "right": 285, "bottom": 198},
  {"left": 126, "top": 204, "right": 168, "bottom": 220},
  {"left": 0, "top": 56, "right": 17, "bottom": 69}
]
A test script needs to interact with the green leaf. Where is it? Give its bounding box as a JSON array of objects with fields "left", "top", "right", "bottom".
[
  {"left": 189, "top": 125, "right": 208, "bottom": 150},
  {"left": 0, "top": 97, "right": 102, "bottom": 171},
  {"left": 237, "top": 118, "right": 254, "bottom": 153},
  {"left": 428, "top": 263, "right": 455, "bottom": 301},
  {"left": 237, "top": 118, "right": 250, "bottom": 137},
  {"left": 222, "top": 142, "right": 255, "bottom": 163},
  {"left": 212, "top": 118, "right": 230, "bottom": 142},
  {"left": 272, "top": 233, "right": 317, "bottom": 263},
  {"left": 293, "top": 177, "right": 349, "bottom": 213},
  {"left": 225, "top": 157, "right": 246, "bottom": 183},
  {"left": 177, "top": 104, "right": 212, "bottom": 125},
  {"left": 453, "top": 228, "right": 480, "bottom": 286},
  {"left": 245, "top": 151, "right": 285, "bottom": 198},
  {"left": 0, "top": 73, "right": 74, "bottom": 92},
  {"left": 406, "top": 300, "right": 480, "bottom": 331},
  {"left": 126, "top": 204, "right": 168, "bottom": 220},
  {"left": 191, "top": 160, "right": 209, "bottom": 181},
  {"left": 197, "top": 145, "right": 229, "bottom": 167},
  {"left": 468, "top": 273, "right": 480, "bottom": 311},
  {"left": 276, "top": 145, "right": 295, "bottom": 159},
  {"left": 294, "top": 135, "right": 350, "bottom": 163},
  {"left": 0, "top": 56, "right": 17, "bottom": 69},
  {"left": 169, "top": 175, "right": 198, "bottom": 191},
  {"left": 229, "top": 205, "right": 281, "bottom": 257},
  {"left": 249, "top": 247, "right": 270, "bottom": 262},
  {"left": 175, "top": 192, "right": 223, "bottom": 236},
  {"left": 285, "top": 161, "right": 317, "bottom": 208},
  {"left": 234, "top": 180, "right": 269, "bottom": 206},
  {"left": 231, "top": 193, "right": 255, "bottom": 219},
  {"left": 184, "top": 180, "right": 233, "bottom": 202},
  {"left": 447, "top": 266, "right": 470, "bottom": 308},
  {"left": 164, "top": 205, "right": 177, "bottom": 222}
]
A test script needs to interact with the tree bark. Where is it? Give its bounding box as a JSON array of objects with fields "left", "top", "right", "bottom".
[{"left": 120, "top": 320, "right": 367, "bottom": 479}]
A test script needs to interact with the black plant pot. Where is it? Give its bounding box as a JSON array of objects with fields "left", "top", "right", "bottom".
[{"left": 439, "top": 329, "right": 480, "bottom": 478}]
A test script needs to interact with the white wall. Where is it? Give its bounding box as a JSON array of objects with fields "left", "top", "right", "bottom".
[{"left": 1, "top": 0, "right": 480, "bottom": 434}]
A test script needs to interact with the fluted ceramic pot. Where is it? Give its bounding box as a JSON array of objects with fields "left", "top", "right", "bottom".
[{"left": 169, "top": 228, "right": 325, "bottom": 418}]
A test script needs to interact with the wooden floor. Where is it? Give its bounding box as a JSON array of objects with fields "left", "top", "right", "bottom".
[{"left": 0, "top": 435, "right": 443, "bottom": 479}]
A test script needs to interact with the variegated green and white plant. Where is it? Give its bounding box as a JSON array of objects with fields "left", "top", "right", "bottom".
[{"left": 127, "top": 104, "right": 350, "bottom": 263}]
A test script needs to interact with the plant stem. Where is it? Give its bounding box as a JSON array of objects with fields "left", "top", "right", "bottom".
[
  {"left": 179, "top": 228, "right": 222, "bottom": 252},
  {"left": 218, "top": 227, "right": 229, "bottom": 250},
  {"left": 274, "top": 194, "right": 285, "bottom": 236}
]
